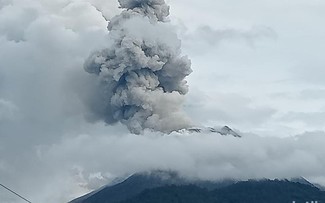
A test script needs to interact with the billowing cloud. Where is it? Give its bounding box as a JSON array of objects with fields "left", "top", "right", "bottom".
[
  {"left": 5, "top": 131, "right": 324, "bottom": 202},
  {"left": 82, "top": 0, "right": 192, "bottom": 134},
  {"left": 0, "top": 1, "right": 112, "bottom": 201}
]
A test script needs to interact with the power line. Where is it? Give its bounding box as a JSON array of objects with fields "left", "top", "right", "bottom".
[{"left": 0, "top": 183, "right": 32, "bottom": 203}]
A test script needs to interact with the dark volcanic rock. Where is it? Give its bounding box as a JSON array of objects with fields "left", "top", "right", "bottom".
[{"left": 69, "top": 170, "right": 235, "bottom": 203}]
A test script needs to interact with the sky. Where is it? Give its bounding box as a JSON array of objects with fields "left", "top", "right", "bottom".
[{"left": 1, "top": 0, "right": 325, "bottom": 202}]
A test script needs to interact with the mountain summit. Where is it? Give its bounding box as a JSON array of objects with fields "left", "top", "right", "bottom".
[{"left": 176, "top": 126, "right": 241, "bottom": 137}]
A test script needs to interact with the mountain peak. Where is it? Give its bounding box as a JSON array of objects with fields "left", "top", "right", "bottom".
[
  {"left": 218, "top": 126, "right": 241, "bottom": 137},
  {"left": 175, "top": 126, "right": 241, "bottom": 138}
]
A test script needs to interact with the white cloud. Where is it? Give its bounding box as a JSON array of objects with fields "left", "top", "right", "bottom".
[
  {"left": 185, "top": 90, "right": 277, "bottom": 129},
  {"left": 4, "top": 131, "right": 325, "bottom": 202},
  {"left": 1, "top": 0, "right": 325, "bottom": 202},
  {"left": 180, "top": 25, "right": 277, "bottom": 55},
  {"left": 281, "top": 111, "right": 325, "bottom": 127}
]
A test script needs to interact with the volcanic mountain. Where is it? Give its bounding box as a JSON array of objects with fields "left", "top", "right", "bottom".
[
  {"left": 69, "top": 170, "right": 325, "bottom": 203},
  {"left": 69, "top": 170, "right": 236, "bottom": 203}
]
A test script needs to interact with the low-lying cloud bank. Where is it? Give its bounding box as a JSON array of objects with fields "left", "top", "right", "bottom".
[{"left": 24, "top": 130, "right": 325, "bottom": 202}]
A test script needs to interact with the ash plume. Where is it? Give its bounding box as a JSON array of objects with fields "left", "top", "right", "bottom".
[{"left": 83, "top": 0, "right": 193, "bottom": 134}]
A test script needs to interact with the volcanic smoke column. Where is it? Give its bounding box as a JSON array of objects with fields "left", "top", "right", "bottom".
[{"left": 84, "top": 0, "right": 193, "bottom": 134}]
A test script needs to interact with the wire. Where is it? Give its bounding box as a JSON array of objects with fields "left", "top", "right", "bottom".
[{"left": 0, "top": 183, "right": 32, "bottom": 203}]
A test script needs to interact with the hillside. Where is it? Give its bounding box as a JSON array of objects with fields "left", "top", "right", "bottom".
[
  {"left": 70, "top": 170, "right": 324, "bottom": 203},
  {"left": 121, "top": 180, "right": 325, "bottom": 203}
]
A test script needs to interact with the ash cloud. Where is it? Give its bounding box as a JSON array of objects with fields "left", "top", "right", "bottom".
[
  {"left": 118, "top": 0, "right": 169, "bottom": 21},
  {"left": 83, "top": 0, "right": 192, "bottom": 134}
]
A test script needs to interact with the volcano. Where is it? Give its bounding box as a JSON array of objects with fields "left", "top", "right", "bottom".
[
  {"left": 69, "top": 171, "right": 324, "bottom": 203},
  {"left": 176, "top": 126, "right": 241, "bottom": 138}
]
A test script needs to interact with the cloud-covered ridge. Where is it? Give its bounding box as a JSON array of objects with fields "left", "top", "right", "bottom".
[{"left": 40, "top": 130, "right": 325, "bottom": 201}]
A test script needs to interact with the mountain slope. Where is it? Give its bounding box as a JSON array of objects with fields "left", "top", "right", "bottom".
[
  {"left": 69, "top": 169, "right": 324, "bottom": 203},
  {"left": 69, "top": 171, "right": 235, "bottom": 203},
  {"left": 121, "top": 180, "right": 325, "bottom": 203}
]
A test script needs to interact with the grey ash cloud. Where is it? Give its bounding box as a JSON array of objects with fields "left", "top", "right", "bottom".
[{"left": 83, "top": 0, "right": 192, "bottom": 134}]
